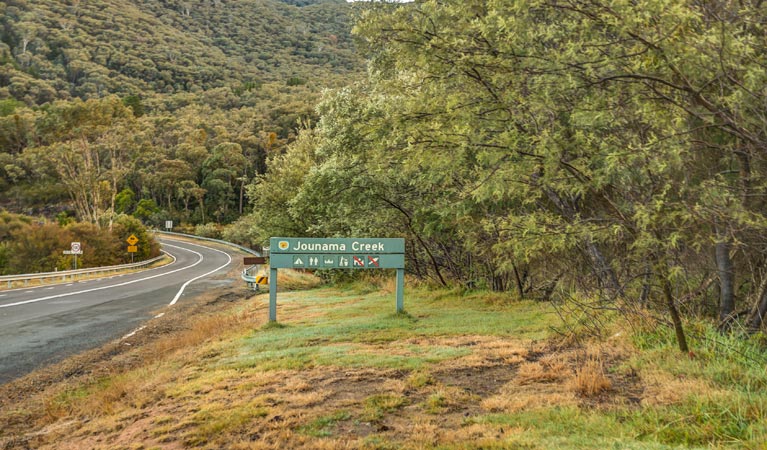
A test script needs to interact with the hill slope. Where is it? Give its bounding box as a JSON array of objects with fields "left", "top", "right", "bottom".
[{"left": 0, "top": 0, "right": 358, "bottom": 104}]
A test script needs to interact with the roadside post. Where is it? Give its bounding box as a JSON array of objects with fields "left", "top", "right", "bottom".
[
  {"left": 268, "top": 237, "right": 405, "bottom": 322},
  {"left": 126, "top": 234, "right": 139, "bottom": 263},
  {"left": 63, "top": 242, "right": 83, "bottom": 270},
  {"left": 243, "top": 256, "right": 268, "bottom": 291}
]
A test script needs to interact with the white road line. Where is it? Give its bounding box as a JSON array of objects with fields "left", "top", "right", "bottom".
[
  {"left": 0, "top": 247, "right": 191, "bottom": 309},
  {"left": 24, "top": 291, "right": 34, "bottom": 293},
  {"left": 0, "top": 294, "right": 5, "bottom": 298},
  {"left": 46, "top": 287, "right": 55, "bottom": 290},
  {"left": 122, "top": 326, "right": 146, "bottom": 339},
  {"left": 168, "top": 241, "right": 232, "bottom": 306},
  {"left": 66, "top": 284, "right": 73, "bottom": 287}
]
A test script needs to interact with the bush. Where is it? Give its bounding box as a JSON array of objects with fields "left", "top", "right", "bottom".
[{"left": 195, "top": 223, "right": 222, "bottom": 239}]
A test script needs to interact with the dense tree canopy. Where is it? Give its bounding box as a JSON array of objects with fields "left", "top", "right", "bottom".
[
  {"left": 0, "top": 0, "right": 363, "bottom": 225},
  {"left": 247, "top": 0, "right": 767, "bottom": 347},
  {"left": 0, "top": 0, "right": 358, "bottom": 103}
]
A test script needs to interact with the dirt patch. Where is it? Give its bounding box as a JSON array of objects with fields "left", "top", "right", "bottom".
[{"left": 432, "top": 364, "right": 519, "bottom": 398}]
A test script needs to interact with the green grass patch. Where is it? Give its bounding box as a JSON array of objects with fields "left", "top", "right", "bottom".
[
  {"left": 363, "top": 394, "right": 407, "bottom": 421},
  {"left": 297, "top": 410, "right": 351, "bottom": 437},
  {"left": 221, "top": 285, "right": 552, "bottom": 372},
  {"left": 424, "top": 392, "right": 447, "bottom": 414},
  {"left": 617, "top": 396, "right": 767, "bottom": 447},
  {"left": 623, "top": 322, "right": 767, "bottom": 447},
  {"left": 469, "top": 409, "right": 676, "bottom": 450},
  {"left": 183, "top": 402, "right": 268, "bottom": 446}
]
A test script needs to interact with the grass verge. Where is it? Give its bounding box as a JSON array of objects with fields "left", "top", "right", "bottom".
[{"left": 0, "top": 276, "right": 766, "bottom": 449}]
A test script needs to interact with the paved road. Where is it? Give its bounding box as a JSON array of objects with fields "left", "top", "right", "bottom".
[{"left": 0, "top": 238, "right": 235, "bottom": 384}]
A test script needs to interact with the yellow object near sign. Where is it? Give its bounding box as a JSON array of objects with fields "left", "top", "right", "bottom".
[
  {"left": 126, "top": 234, "right": 139, "bottom": 246},
  {"left": 255, "top": 276, "right": 268, "bottom": 285},
  {"left": 127, "top": 245, "right": 138, "bottom": 253}
]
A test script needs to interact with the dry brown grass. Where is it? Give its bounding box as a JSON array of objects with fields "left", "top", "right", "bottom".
[
  {"left": 146, "top": 309, "right": 253, "bottom": 361},
  {"left": 570, "top": 357, "right": 612, "bottom": 397},
  {"left": 516, "top": 355, "right": 570, "bottom": 385},
  {"left": 481, "top": 383, "right": 578, "bottom": 413},
  {"left": 406, "top": 336, "right": 528, "bottom": 369},
  {"left": 275, "top": 269, "right": 322, "bottom": 290}
]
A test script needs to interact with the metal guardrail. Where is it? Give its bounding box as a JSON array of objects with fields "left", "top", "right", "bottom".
[
  {"left": 153, "top": 230, "right": 259, "bottom": 256},
  {"left": 152, "top": 230, "right": 265, "bottom": 289},
  {"left": 0, "top": 254, "right": 167, "bottom": 289}
]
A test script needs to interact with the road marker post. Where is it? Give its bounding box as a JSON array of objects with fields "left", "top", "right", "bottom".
[
  {"left": 63, "top": 242, "right": 83, "bottom": 270},
  {"left": 126, "top": 235, "right": 139, "bottom": 263}
]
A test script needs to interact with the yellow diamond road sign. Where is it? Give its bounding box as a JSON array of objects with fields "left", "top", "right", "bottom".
[{"left": 126, "top": 234, "right": 139, "bottom": 246}]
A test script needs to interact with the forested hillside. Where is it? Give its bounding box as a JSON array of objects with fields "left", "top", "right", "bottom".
[
  {"left": 0, "top": 0, "right": 357, "bottom": 102},
  {"left": 247, "top": 0, "right": 767, "bottom": 346},
  {"left": 0, "top": 0, "right": 360, "bottom": 224}
]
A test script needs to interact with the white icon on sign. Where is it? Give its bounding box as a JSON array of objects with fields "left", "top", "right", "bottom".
[
  {"left": 339, "top": 257, "right": 350, "bottom": 267},
  {"left": 293, "top": 257, "right": 304, "bottom": 266},
  {"left": 309, "top": 257, "right": 320, "bottom": 266},
  {"left": 324, "top": 258, "right": 335, "bottom": 265},
  {"left": 353, "top": 256, "right": 365, "bottom": 267}
]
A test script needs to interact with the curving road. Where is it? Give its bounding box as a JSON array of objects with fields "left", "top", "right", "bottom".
[{"left": 0, "top": 237, "right": 235, "bottom": 384}]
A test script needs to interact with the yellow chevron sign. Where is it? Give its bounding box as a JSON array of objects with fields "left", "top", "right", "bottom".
[{"left": 255, "top": 276, "right": 268, "bottom": 285}]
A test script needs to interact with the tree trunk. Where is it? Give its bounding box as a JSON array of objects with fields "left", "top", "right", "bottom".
[
  {"left": 378, "top": 195, "right": 448, "bottom": 287},
  {"left": 654, "top": 253, "right": 689, "bottom": 353},
  {"left": 639, "top": 264, "right": 651, "bottom": 306},
  {"left": 715, "top": 234, "right": 735, "bottom": 329},
  {"left": 662, "top": 274, "right": 689, "bottom": 353},
  {"left": 541, "top": 185, "right": 621, "bottom": 298},
  {"left": 512, "top": 263, "right": 525, "bottom": 299},
  {"left": 239, "top": 182, "right": 244, "bottom": 214},
  {"left": 584, "top": 238, "right": 622, "bottom": 298}
]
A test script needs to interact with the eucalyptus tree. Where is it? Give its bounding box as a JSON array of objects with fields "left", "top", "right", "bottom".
[{"left": 28, "top": 96, "right": 145, "bottom": 226}]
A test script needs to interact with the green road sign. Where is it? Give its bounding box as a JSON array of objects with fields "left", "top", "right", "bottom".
[
  {"left": 271, "top": 253, "right": 404, "bottom": 269},
  {"left": 270, "top": 237, "right": 405, "bottom": 254},
  {"left": 267, "top": 237, "right": 406, "bottom": 322}
]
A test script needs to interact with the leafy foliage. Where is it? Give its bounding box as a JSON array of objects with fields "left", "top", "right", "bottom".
[
  {"left": 0, "top": 210, "right": 159, "bottom": 274},
  {"left": 0, "top": 0, "right": 358, "bottom": 103},
  {"left": 248, "top": 0, "right": 767, "bottom": 346},
  {"left": 0, "top": 0, "right": 362, "bottom": 228}
]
